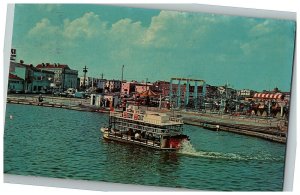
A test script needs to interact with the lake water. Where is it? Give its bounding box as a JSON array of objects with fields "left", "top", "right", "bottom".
[{"left": 4, "top": 104, "right": 286, "bottom": 191}]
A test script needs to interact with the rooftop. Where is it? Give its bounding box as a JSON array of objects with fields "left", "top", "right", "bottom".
[{"left": 36, "top": 63, "right": 70, "bottom": 69}]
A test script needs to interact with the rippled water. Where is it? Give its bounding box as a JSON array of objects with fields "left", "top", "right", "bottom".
[{"left": 4, "top": 104, "right": 286, "bottom": 191}]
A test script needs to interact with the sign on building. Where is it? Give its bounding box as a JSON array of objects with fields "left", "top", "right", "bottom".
[{"left": 10, "top": 49, "right": 16, "bottom": 61}]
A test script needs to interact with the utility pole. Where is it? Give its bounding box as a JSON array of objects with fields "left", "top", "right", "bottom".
[
  {"left": 121, "top": 65, "right": 124, "bottom": 82},
  {"left": 83, "top": 65, "right": 88, "bottom": 89}
]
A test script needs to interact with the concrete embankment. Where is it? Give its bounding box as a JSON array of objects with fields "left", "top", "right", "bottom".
[
  {"left": 6, "top": 95, "right": 287, "bottom": 144},
  {"left": 180, "top": 112, "right": 287, "bottom": 144},
  {"left": 6, "top": 95, "right": 100, "bottom": 112}
]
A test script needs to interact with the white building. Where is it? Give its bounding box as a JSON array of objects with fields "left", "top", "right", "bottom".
[
  {"left": 79, "top": 76, "right": 106, "bottom": 89},
  {"left": 36, "top": 63, "right": 78, "bottom": 90},
  {"left": 90, "top": 94, "right": 119, "bottom": 107},
  {"left": 237, "top": 89, "right": 255, "bottom": 98}
]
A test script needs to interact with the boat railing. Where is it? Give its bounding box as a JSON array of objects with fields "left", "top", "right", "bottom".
[
  {"left": 108, "top": 133, "right": 161, "bottom": 148},
  {"left": 110, "top": 111, "right": 123, "bottom": 117}
]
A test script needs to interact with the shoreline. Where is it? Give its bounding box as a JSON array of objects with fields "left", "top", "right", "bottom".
[{"left": 6, "top": 95, "right": 287, "bottom": 144}]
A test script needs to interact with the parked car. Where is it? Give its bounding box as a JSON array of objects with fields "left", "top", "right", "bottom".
[
  {"left": 8, "top": 89, "right": 16, "bottom": 94},
  {"left": 66, "top": 88, "right": 76, "bottom": 98},
  {"left": 74, "top": 91, "right": 86, "bottom": 99},
  {"left": 53, "top": 89, "right": 62, "bottom": 96},
  {"left": 67, "top": 93, "right": 75, "bottom": 98},
  {"left": 52, "top": 89, "right": 67, "bottom": 97},
  {"left": 15, "top": 90, "right": 24, "bottom": 94},
  {"left": 60, "top": 91, "right": 68, "bottom": 97}
]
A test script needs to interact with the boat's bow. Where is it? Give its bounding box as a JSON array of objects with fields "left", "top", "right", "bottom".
[{"left": 100, "top": 127, "right": 108, "bottom": 133}]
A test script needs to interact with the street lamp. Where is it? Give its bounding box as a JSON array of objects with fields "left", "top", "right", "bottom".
[{"left": 121, "top": 64, "right": 124, "bottom": 82}]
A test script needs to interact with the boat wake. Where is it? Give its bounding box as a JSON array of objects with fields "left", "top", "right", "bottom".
[{"left": 177, "top": 140, "right": 283, "bottom": 162}]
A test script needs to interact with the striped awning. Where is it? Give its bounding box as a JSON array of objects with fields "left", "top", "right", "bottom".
[{"left": 253, "top": 93, "right": 283, "bottom": 99}]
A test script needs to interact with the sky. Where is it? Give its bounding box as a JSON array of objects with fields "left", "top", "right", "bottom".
[{"left": 10, "top": 4, "right": 296, "bottom": 92}]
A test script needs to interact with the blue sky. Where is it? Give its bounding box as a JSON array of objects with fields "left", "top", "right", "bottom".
[{"left": 11, "top": 4, "right": 295, "bottom": 91}]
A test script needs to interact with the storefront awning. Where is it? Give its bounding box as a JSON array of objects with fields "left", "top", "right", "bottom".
[{"left": 253, "top": 93, "right": 283, "bottom": 99}]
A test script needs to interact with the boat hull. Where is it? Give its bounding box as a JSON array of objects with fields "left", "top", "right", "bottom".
[{"left": 102, "top": 132, "right": 177, "bottom": 151}]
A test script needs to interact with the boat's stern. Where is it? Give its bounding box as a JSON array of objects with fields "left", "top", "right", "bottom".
[{"left": 167, "top": 135, "right": 190, "bottom": 150}]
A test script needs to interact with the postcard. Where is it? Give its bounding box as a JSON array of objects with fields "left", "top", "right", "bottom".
[{"left": 4, "top": 4, "right": 296, "bottom": 191}]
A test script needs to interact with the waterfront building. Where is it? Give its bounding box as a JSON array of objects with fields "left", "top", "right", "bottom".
[
  {"left": 31, "top": 67, "right": 55, "bottom": 93},
  {"left": 252, "top": 92, "right": 286, "bottom": 117},
  {"left": 105, "top": 80, "right": 121, "bottom": 93},
  {"left": 79, "top": 76, "right": 91, "bottom": 88},
  {"left": 96, "top": 79, "right": 107, "bottom": 92},
  {"left": 135, "top": 83, "right": 152, "bottom": 94},
  {"left": 237, "top": 89, "right": 255, "bottom": 98},
  {"left": 79, "top": 76, "right": 100, "bottom": 88},
  {"left": 9, "top": 61, "right": 55, "bottom": 93},
  {"left": 8, "top": 73, "right": 24, "bottom": 93},
  {"left": 9, "top": 61, "right": 26, "bottom": 81},
  {"left": 90, "top": 94, "right": 119, "bottom": 107},
  {"left": 36, "top": 63, "right": 78, "bottom": 90},
  {"left": 121, "top": 81, "right": 153, "bottom": 95},
  {"left": 135, "top": 85, "right": 150, "bottom": 94},
  {"left": 152, "top": 81, "right": 186, "bottom": 97},
  {"left": 121, "top": 82, "right": 137, "bottom": 95}
]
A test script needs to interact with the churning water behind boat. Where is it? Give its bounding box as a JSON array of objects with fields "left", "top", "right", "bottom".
[{"left": 178, "top": 140, "right": 284, "bottom": 162}]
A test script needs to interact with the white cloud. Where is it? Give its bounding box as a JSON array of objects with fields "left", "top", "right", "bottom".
[
  {"left": 250, "top": 20, "right": 272, "bottom": 37},
  {"left": 25, "top": 10, "right": 294, "bottom": 71},
  {"left": 141, "top": 11, "right": 185, "bottom": 47},
  {"left": 27, "top": 10, "right": 229, "bottom": 50},
  {"left": 110, "top": 18, "right": 145, "bottom": 44},
  {"left": 63, "top": 12, "right": 107, "bottom": 39},
  {"left": 37, "top": 4, "right": 61, "bottom": 12},
  {"left": 139, "top": 10, "right": 231, "bottom": 49},
  {"left": 28, "top": 18, "right": 60, "bottom": 37}
]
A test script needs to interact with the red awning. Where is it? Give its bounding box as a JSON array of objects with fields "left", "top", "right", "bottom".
[
  {"left": 253, "top": 93, "right": 283, "bottom": 99},
  {"left": 9, "top": 73, "right": 23, "bottom": 80}
]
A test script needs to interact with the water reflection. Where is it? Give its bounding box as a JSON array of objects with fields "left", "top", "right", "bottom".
[{"left": 102, "top": 140, "right": 181, "bottom": 187}]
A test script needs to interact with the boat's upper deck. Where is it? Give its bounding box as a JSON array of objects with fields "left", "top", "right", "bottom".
[{"left": 110, "top": 106, "right": 183, "bottom": 126}]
